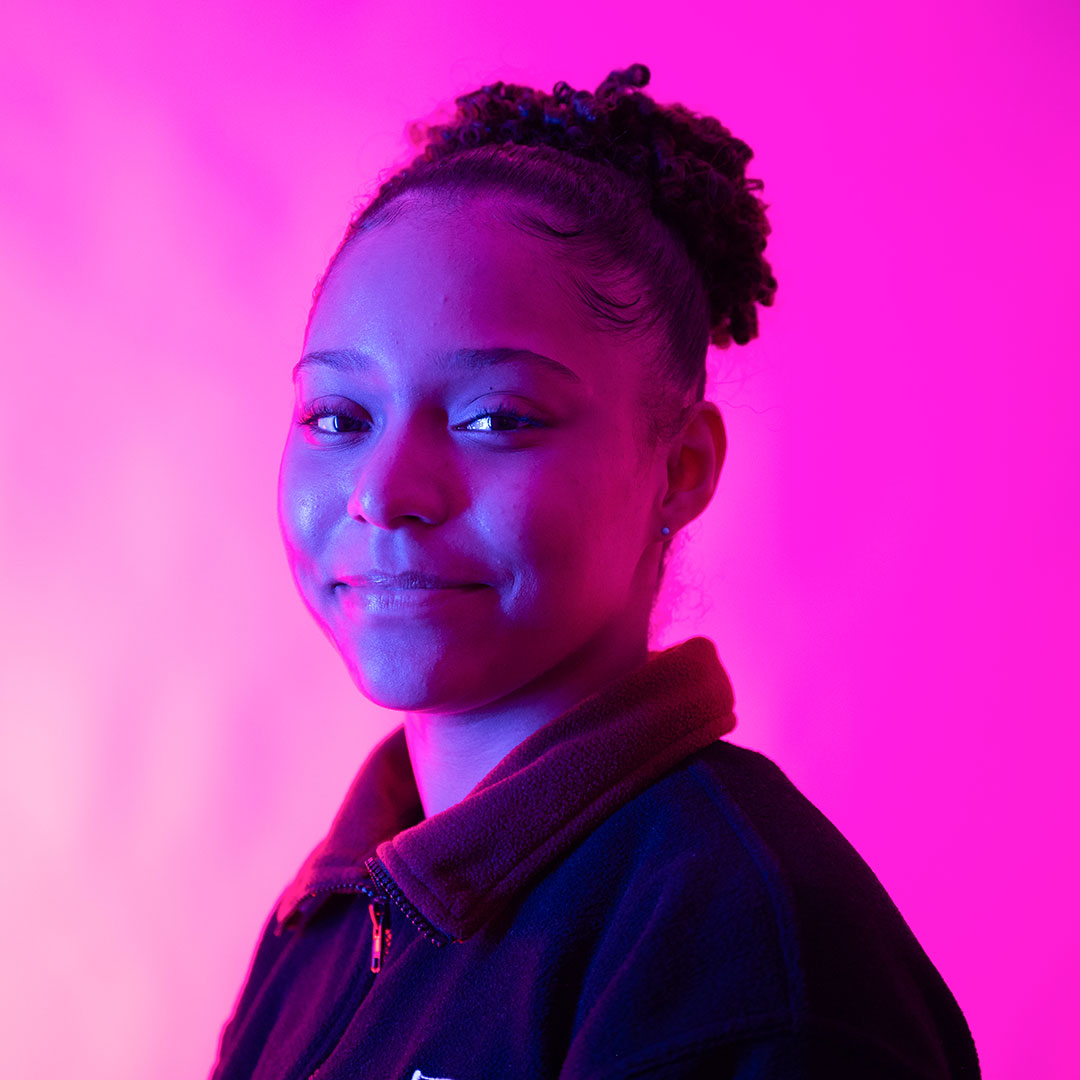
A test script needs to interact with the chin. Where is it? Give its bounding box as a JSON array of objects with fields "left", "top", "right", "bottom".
[{"left": 341, "top": 638, "right": 488, "bottom": 715}]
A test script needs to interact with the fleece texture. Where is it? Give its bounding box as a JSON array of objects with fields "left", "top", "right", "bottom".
[{"left": 210, "top": 637, "right": 980, "bottom": 1080}]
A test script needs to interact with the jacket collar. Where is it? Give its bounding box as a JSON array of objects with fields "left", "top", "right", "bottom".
[{"left": 276, "top": 636, "right": 736, "bottom": 941}]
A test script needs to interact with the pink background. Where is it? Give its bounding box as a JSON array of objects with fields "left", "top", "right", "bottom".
[{"left": 1, "top": 2, "right": 1077, "bottom": 1076}]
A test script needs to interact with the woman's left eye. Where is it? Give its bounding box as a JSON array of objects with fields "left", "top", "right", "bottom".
[{"left": 458, "top": 408, "right": 545, "bottom": 433}]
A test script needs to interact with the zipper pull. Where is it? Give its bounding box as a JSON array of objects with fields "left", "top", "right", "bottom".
[{"left": 368, "top": 898, "right": 386, "bottom": 973}]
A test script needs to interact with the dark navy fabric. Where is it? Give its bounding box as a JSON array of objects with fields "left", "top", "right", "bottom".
[{"left": 209, "top": 640, "right": 980, "bottom": 1079}]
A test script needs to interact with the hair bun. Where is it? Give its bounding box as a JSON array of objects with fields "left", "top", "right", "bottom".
[{"left": 417, "top": 64, "right": 776, "bottom": 347}]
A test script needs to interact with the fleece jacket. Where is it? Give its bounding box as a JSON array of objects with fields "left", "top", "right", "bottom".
[{"left": 209, "top": 636, "right": 981, "bottom": 1079}]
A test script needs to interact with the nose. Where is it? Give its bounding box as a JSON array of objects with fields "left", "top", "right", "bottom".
[{"left": 345, "top": 415, "right": 461, "bottom": 529}]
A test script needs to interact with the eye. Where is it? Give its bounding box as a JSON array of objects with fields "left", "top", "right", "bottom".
[
  {"left": 296, "top": 403, "right": 370, "bottom": 438},
  {"left": 457, "top": 404, "right": 546, "bottom": 434}
]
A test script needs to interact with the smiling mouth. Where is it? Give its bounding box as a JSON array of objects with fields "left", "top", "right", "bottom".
[
  {"left": 336, "top": 573, "right": 487, "bottom": 591},
  {"left": 335, "top": 580, "right": 489, "bottom": 615}
]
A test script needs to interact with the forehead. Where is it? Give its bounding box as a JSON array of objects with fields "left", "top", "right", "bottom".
[{"left": 304, "top": 194, "right": 639, "bottom": 394}]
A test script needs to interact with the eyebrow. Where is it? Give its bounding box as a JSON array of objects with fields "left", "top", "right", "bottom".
[{"left": 291, "top": 346, "right": 583, "bottom": 384}]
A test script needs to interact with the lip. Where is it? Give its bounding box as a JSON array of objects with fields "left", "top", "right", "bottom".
[
  {"left": 337, "top": 571, "right": 486, "bottom": 590},
  {"left": 335, "top": 580, "right": 489, "bottom": 616}
]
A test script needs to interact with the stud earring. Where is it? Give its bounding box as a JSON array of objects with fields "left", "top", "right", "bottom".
[{"left": 660, "top": 526, "right": 671, "bottom": 537}]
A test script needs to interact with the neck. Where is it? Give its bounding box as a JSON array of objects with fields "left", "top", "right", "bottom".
[{"left": 403, "top": 627, "right": 650, "bottom": 818}]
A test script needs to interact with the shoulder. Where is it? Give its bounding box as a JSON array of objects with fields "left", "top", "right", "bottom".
[
  {"left": 583, "top": 738, "right": 880, "bottom": 916},
  {"left": 600, "top": 737, "right": 951, "bottom": 1007},
  {"left": 561, "top": 740, "right": 978, "bottom": 1078},
  {"left": 603, "top": 739, "right": 910, "bottom": 932},
  {"left": 570, "top": 739, "right": 880, "bottom": 1015}
]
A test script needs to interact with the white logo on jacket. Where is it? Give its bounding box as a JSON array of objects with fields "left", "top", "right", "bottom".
[{"left": 410, "top": 1071, "right": 455, "bottom": 1080}]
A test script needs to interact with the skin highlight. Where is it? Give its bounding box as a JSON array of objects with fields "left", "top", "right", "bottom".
[{"left": 278, "top": 192, "right": 725, "bottom": 816}]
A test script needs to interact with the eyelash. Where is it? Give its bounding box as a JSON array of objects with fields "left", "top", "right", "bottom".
[{"left": 296, "top": 401, "right": 546, "bottom": 438}]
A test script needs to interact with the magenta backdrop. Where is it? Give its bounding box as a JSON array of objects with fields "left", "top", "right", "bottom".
[{"left": 1, "top": 1, "right": 1077, "bottom": 1077}]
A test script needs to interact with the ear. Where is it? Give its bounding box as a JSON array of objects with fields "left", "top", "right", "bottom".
[{"left": 658, "top": 401, "right": 727, "bottom": 533}]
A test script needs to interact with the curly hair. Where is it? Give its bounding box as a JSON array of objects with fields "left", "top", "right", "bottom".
[{"left": 321, "top": 63, "right": 777, "bottom": 448}]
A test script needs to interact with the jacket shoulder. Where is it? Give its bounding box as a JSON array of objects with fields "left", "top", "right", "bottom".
[
  {"left": 619, "top": 739, "right": 926, "bottom": 944},
  {"left": 560, "top": 740, "right": 979, "bottom": 1078},
  {"left": 585, "top": 738, "right": 894, "bottom": 922}
]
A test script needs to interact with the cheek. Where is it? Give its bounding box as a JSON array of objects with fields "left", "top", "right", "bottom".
[
  {"left": 277, "top": 444, "right": 341, "bottom": 575},
  {"left": 572, "top": 447, "right": 654, "bottom": 587},
  {"left": 467, "top": 470, "right": 571, "bottom": 608},
  {"left": 479, "top": 452, "right": 642, "bottom": 602}
]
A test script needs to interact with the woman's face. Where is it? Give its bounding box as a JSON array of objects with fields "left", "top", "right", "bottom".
[{"left": 279, "top": 193, "right": 669, "bottom": 714}]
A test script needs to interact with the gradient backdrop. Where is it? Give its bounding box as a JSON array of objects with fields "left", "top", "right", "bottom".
[{"left": 1, "top": 2, "right": 1077, "bottom": 1077}]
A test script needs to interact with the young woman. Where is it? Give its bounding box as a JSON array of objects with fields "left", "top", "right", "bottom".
[{"left": 210, "top": 65, "right": 980, "bottom": 1079}]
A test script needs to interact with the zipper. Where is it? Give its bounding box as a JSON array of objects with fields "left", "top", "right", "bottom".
[
  {"left": 368, "top": 898, "right": 386, "bottom": 973},
  {"left": 301, "top": 862, "right": 451, "bottom": 1080},
  {"left": 299, "top": 881, "right": 390, "bottom": 1080},
  {"left": 298, "top": 879, "right": 379, "bottom": 904},
  {"left": 364, "top": 855, "right": 456, "bottom": 947},
  {"left": 295, "top": 879, "right": 392, "bottom": 973}
]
